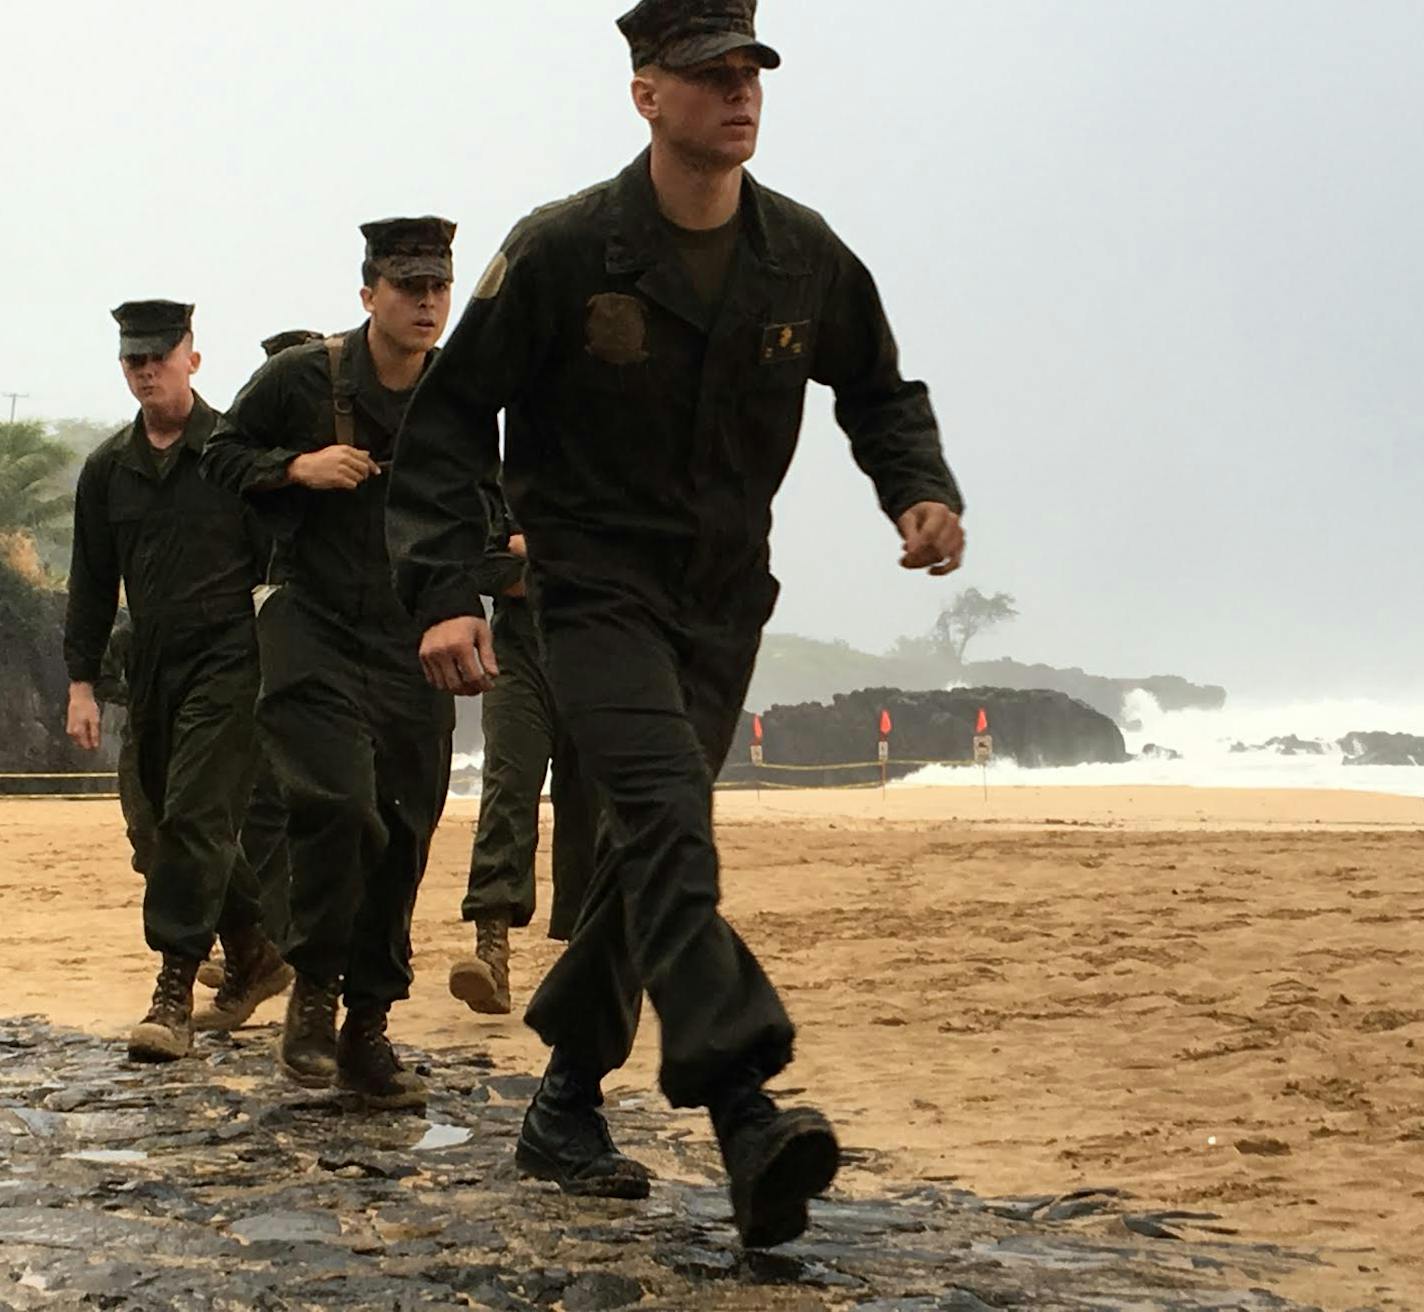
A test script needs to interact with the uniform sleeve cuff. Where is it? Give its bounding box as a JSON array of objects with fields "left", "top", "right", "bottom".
[
  {"left": 245, "top": 448, "right": 303, "bottom": 493},
  {"left": 414, "top": 583, "right": 488, "bottom": 631}
]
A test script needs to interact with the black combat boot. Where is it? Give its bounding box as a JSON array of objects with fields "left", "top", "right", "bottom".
[
  {"left": 278, "top": 973, "right": 340, "bottom": 1088},
  {"left": 194, "top": 925, "right": 294, "bottom": 1032},
  {"left": 336, "top": 1003, "right": 427, "bottom": 1112},
  {"left": 515, "top": 1050, "right": 652, "bottom": 1199},
  {"left": 710, "top": 1074, "right": 840, "bottom": 1249},
  {"left": 128, "top": 954, "right": 200, "bottom": 1062}
]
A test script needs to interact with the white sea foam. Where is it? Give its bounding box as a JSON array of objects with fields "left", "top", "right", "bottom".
[{"left": 908, "top": 690, "right": 1424, "bottom": 797}]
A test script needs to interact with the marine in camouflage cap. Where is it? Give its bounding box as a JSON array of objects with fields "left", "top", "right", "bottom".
[
  {"left": 111, "top": 300, "right": 194, "bottom": 358},
  {"left": 360, "top": 216, "right": 457, "bottom": 283},
  {"left": 261, "top": 329, "right": 324, "bottom": 358},
  {"left": 617, "top": 0, "right": 780, "bottom": 71}
]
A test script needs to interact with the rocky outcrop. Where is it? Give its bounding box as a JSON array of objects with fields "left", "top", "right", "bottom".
[
  {"left": 720, "top": 686, "right": 1126, "bottom": 788},
  {"left": 1229, "top": 735, "right": 1330, "bottom": 756},
  {"left": 0, "top": 568, "right": 116, "bottom": 792},
  {"left": 1139, "top": 743, "right": 1182, "bottom": 761},
  {"left": 1340, "top": 732, "right": 1424, "bottom": 767}
]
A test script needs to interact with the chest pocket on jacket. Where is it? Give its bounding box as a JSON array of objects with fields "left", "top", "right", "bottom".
[{"left": 743, "top": 315, "right": 817, "bottom": 394}]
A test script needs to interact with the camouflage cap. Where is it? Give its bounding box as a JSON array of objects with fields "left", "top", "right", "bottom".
[
  {"left": 617, "top": 0, "right": 780, "bottom": 71},
  {"left": 261, "top": 329, "right": 323, "bottom": 358},
  {"left": 360, "top": 216, "right": 456, "bottom": 283},
  {"left": 111, "top": 300, "right": 194, "bottom": 357}
]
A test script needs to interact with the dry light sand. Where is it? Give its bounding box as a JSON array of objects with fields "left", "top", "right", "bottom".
[{"left": 1, "top": 785, "right": 1421, "bottom": 1309}]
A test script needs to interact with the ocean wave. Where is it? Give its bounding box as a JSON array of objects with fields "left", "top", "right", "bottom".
[{"left": 908, "top": 689, "right": 1424, "bottom": 797}]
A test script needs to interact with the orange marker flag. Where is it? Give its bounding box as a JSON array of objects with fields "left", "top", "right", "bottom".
[
  {"left": 976, "top": 707, "right": 988, "bottom": 734},
  {"left": 879, "top": 709, "right": 892, "bottom": 737},
  {"left": 752, "top": 714, "right": 764, "bottom": 743}
]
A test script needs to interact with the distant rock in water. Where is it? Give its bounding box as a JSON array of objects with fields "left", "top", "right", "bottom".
[
  {"left": 1340, "top": 732, "right": 1424, "bottom": 767},
  {"left": 1139, "top": 743, "right": 1181, "bottom": 761},
  {"left": 721, "top": 687, "right": 1126, "bottom": 788},
  {"left": 1230, "top": 735, "right": 1330, "bottom": 756}
]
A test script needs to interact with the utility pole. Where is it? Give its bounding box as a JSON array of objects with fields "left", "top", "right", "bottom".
[{"left": 2, "top": 392, "right": 29, "bottom": 422}]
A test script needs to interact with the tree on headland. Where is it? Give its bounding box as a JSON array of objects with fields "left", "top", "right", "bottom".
[
  {"left": 0, "top": 421, "right": 75, "bottom": 539},
  {"left": 931, "top": 588, "right": 1019, "bottom": 665}
]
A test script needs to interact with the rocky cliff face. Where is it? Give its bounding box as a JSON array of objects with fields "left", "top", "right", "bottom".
[
  {"left": 720, "top": 686, "right": 1126, "bottom": 788},
  {"left": 0, "top": 569, "right": 116, "bottom": 790}
]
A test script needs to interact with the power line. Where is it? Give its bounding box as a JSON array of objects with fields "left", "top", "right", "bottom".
[{"left": 2, "top": 392, "right": 29, "bottom": 422}]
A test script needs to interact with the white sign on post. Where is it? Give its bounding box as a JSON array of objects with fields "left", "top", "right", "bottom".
[
  {"left": 877, "top": 740, "right": 889, "bottom": 763},
  {"left": 973, "top": 734, "right": 993, "bottom": 765},
  {"left": 750, "top": 745, "right": 764, "bottom": 766}
]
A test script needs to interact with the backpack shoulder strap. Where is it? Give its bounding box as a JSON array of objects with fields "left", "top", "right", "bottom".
[{"left": 324, "top": 335, "right": 356, "bottom": 447}]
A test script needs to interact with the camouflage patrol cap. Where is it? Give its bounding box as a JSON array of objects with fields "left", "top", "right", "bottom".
[
  {"left": 261, "top": 329, "right": 323, "bottom": 358},
  {"left": 360, "top": 216, "right": 456, "bottom": 283},
  {"left": 617, "top": 0, "right": 780, "bottom": 71},
  {"left": 111, "top": 300, "right": 194, "bottom": 357}
]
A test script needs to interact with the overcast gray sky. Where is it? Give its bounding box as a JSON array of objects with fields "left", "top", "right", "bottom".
[{"left": 3, "top": 1, "right": 1420, "bottom": 699}]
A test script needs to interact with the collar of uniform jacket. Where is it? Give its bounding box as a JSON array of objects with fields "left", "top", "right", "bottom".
[
  {"left": 342, "top": 320, "right": 438, "bottom": 405},
  {"left": 604, "top": 148, "right": 810, "bottom": 282},
  {"left": 117, "top": 392, "right": 217, "bottom": 476}
]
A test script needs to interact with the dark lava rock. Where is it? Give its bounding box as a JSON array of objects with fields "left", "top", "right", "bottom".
[
  {"left": 0, "top": 1018, "right": 1339, "bottom": 1311},
  {"left": 562, "top": 1271, "right": 645, "bottom": 1310},
  {"left": 229, "top": 1208, "right": 343, "bottom": 1244},
  {"left": 0, "top": 578, "right": 120, "bottom": 790},
  {"left": 1265, "top": 735, "right": 1328, "bottom": 756},
  {"left": 1340, "top": 730, "right": 1424, "bottom": 766},
  {"left": 722, "top": 687, "right": 1126, "bottom": 788},
  {"left": 1230, "top": 735, "right": 1329, "bottom": 757},
  {"left": 1140, "top": 742, "right": 1182, "bottom": 761}
]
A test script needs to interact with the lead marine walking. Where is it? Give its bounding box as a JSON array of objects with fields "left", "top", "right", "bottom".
[{"left": 388, "top": 0, "right": 966, "bottom": 1245}]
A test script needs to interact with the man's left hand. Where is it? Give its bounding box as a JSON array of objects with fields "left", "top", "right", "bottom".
[{"left": 896, "top": 502, "right": 965, "bottom": 576}]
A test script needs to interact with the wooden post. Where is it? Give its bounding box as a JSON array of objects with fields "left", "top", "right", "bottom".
[{"left": 974, "top": 732, "right": 993, "bottom": 802}]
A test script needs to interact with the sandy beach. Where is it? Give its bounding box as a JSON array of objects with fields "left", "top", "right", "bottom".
[{"left": 1, "top": 785, "right": 1420, "bottom": 1309}]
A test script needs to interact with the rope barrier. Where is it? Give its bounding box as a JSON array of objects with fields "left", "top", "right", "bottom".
[
  {"left": 1, "top": 759, "right": 974, "bottom": 781},
  {"left": 725, "top": 758, "right": 976, "bottom": 772},
  {"left": 717, "top": 777, "right": 884, "bottom": 792},
  {"left": 0, "top": 772, "right": 119, "bottom": 780},
  {"left": 0, "top": 792, "right": 119, "bottom": 801}
]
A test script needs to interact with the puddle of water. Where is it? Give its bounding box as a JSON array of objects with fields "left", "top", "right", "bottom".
[
  {"left": 412, "top": 1123, "right": 471, "bottom": 1152},
  {"left": 63, "top": 1150, "right": 150, "bottom": 1165}
]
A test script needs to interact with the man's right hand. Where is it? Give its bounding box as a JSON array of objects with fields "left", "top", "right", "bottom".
[
  {"left": 66, "top": 683, "right": 102, "bottom": 751},
  {"left": 419, "top": 616, "right": 499, "bottom": 696},
  {"left": 287, "top": 446, "right": 382, "bottom": 491}
]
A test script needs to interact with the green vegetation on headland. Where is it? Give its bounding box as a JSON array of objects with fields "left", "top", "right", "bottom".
[{"left": 748, "top": 634, "right": 1226, "bottom": 727}]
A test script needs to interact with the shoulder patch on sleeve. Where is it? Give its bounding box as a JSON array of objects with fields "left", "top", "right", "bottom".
[{"left": 471, "top": 251, "right": 509, "bottom": 302}]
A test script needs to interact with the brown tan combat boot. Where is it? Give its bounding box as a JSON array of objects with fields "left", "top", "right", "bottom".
[
  {"left": 128, "top": 954, "right": 199, "bottom": 1062},
  {"left": 197, "top": 956, "right": 225, "bottom": 990},
  {"left": 336, "top": 1003, "right": 427, "bottom": 1112},
  {"left": 194, "top": 926, "right": 294, "bottom": 1031},
  {"left": 448, "top": 916, "right": 511, "bottom": 1015},
  {"left": 278, "top": 973, "right": 340, "bottom": 1088}
]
